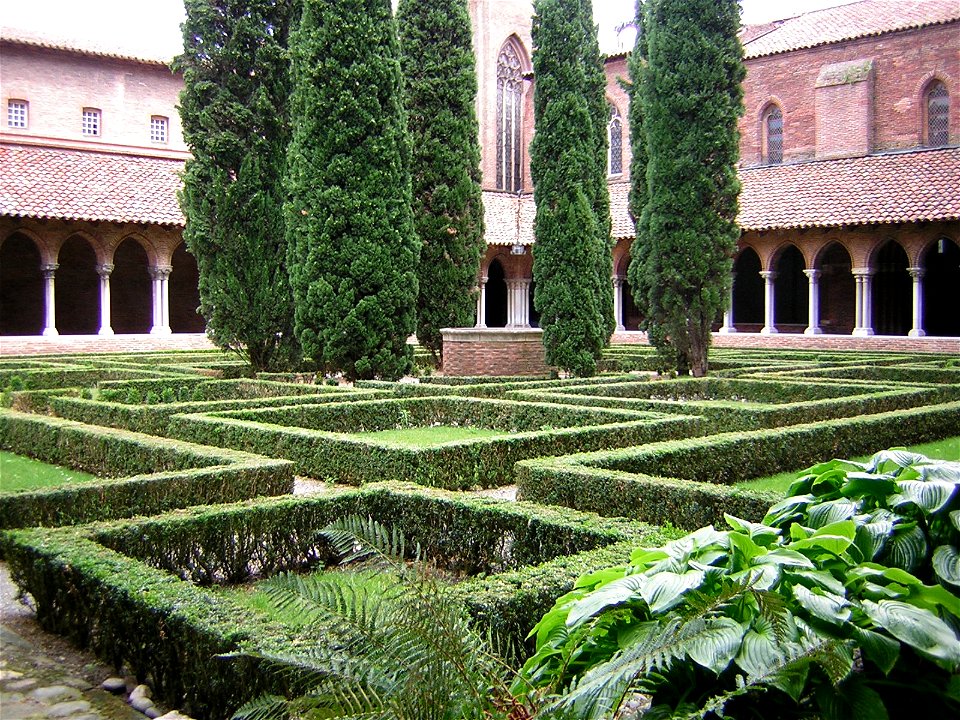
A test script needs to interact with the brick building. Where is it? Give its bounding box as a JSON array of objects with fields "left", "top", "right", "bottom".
[{"left": 2, "top": 0, "right": 958, "bottom": 348}]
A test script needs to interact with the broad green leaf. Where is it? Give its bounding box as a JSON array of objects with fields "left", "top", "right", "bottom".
[
  {"left": 793, "top": 584, "right": 851, "bottom": 625},
  {"left": 736, "top": 618, "right": 786, "bottom": 678},
  {"left": 790, "top": 523, "right": 813, "bottom": 542},
  {"left": 951, "top": 509, "right": 960, "bottom": 533},
  {"left": 811, "top": 468, "right": 851, "bottom": 495},
  {"left": 917, "top": 461, "right": 960, "bottom": 483},
  {"left": 765, "top": 661, "right": 810, "bottom": 703},
  {"left": 908, "top": 579, "right": 960, "bottom": 620},
  {"left": 574, "top": 566, "right": 628, "bottom": 590},
  {"left": 724, "top": 514, "right": 781, "bottom": 545},
  {"left": 869, "top": 448, "right": 928, "bottom": 473},
  {"left": 810, "top": 458, "right": 866, "bottom": 476},
  {"left": 883, "top": 523, "right": 927, "bottom": 572},
  {"left": 752, "top": 548, "right": 815, "bottom": 570},
  {"left": 731, "top": 563, "right": 780, "bottom": 591},
  {"left": 818, "top": 675, "right": 890, "bottom": 720},
  {"left": 567, "top": 574, "right": 646, "bottom": 628},
  {"left": 879, "top": 566, "right": 923, "bottom": 586},
  {"left": 933, "top": 545, "right": 960, "bottom": 588},
  {"left": 639, "top": 569, "right": 706, "bottom": 613},
  {"left": 850, "top": 626, "right": 900, "bottom": 675},
  {"left": 890, "top": 479, "right": 958, "bottom": 514},
  {"left": 853, "top": 518, "right": 893, "bottom": 561},
  {"left": 764, "top": 495, "right": 816, "bottom": 527},
  {"left": 862, "top": 599, "right": 960, "bottom": 667},
  {"left": 808, "top": 499, "right": 858, "bottom": 528},
  {"left": 790, "top": 520, "right": 857, "bottom": 557},
  {"left": 728, "top": 532, "right": 765, "bottom": 565},
  {"left": 684, "top": 616, "right": 744, "bottom": 675},
  {"left": 789, "top": 569, "right": 847, "bottom": 596},
  {"left": 628, "top": 548, "right": 669, "bottom": 569}
]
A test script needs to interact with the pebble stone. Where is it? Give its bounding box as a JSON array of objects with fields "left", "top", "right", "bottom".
[
  {"left": 130, "top": 695, "right": 156, "bottom": 713},
  {"left": 48, "top": 700, "right": 94, "bottom": 717},
  {"left": 8, "top": 678, "right": 40, "bottom": 691},
  {"left": 101, "top": 677, "right": 126, "bottom": 693},
  {"left": 30, "top": 685, "right": 83, "bottom": 704}
]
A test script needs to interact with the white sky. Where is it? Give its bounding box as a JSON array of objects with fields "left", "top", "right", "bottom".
[{"left": 1, "top": 0, "right": 857, "bottom": 59}]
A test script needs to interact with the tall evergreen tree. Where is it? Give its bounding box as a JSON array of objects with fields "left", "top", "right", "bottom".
[
  {"left": 176, "top": 0, "right": 300, "bottom": 372},
  {"left": 285, "top": 0, "right": 419, "bottom": 381},
  {"left": 629, "top": 0, "right": 744, "bottom": 376},
  {"left": 531, "top": 0, "right": 613, "bottom": 377},
  {"left": 397, "top": 0, "right": 485, "bottom": 368}
]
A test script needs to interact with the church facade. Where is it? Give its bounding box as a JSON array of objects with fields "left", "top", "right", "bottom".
[{"left": 2, "top": 0, "right": 958, "bottom": 348}]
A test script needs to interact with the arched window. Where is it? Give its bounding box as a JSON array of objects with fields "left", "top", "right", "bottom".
[
  {"left": 608, "top": 105, "right": 623, "bottom": 176},
  {"left": 497, "top": 40, "right": 524, "bottom": 192},
  {"left": 763, "top": 105, "right": 783, "bottom": 164},
  {"left": 926, "top": 81, "right": 949, "bottom": 147}
]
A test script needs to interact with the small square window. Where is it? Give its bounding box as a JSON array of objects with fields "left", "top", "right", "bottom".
[
  {"left": 82, "top": 108, "right": 101, "bottom": 137},
  {"left": 7, "top": 100, "right": 28, "bottom": 129},
  {"left": 150, "top": 115, "right": 168, "bottom": 143}
]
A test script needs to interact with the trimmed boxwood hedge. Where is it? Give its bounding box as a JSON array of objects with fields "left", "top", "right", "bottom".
[
  {"left": 515, "top": 400, "right": 960, "bottom": 528},
  {"left": 0, "top": 483, "right": 676, "bottom": 718},
  {"left": 0, "top": 409, "right": 293, "bottom": 528},
  {"left": 167, "top": 397, "right": 704, "bottom": 489}
]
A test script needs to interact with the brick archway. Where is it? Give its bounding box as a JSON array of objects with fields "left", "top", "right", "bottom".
[
  {"left": 55, "top": 235, "right": 100, "bottom": 335},
  {"left": 111, "top": 239, "right": 152, "bottom": 334},
  {"left": 0, "top": 233, "right": 44, "bottom": 335}
]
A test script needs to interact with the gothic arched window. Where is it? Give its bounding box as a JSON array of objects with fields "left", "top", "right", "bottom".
[
  {"left": 926, "top": 81, "right": 949, "bottom": 147},
  {"left": 608, "top": 105, "right": 623, "bottom": 176},
  {"left": 763, "top": 105, "right": 783, "bottom": 164},
  {"left": 497, "top": 41, "right": 524, "bottom": 192}
]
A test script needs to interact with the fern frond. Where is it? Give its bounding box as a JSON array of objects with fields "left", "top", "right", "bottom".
[{"left": 231, "top": 694, "right": 289, "bottom": 720}]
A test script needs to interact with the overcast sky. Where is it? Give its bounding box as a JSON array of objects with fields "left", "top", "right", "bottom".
[{"left": 2, "top": 0, "right": 856, "bottom": 59}]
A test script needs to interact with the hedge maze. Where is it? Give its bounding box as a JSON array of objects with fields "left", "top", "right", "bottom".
[{"left": 1, "top": 347, "right": 958, "bottom": 718}]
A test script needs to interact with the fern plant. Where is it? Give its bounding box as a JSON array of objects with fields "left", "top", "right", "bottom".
[
  {"left": 231, "top": 515, "right": 530, "bottom": 720},
  {"left": 516, "top": 451, "right": 960, "bottom": 719}
]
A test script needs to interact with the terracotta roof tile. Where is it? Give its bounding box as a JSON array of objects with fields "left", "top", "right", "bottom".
[
  {"left": 482, "top": 190, "right": 536, "bottom": 245},
  {"left": 1, "top": 27, "right": 174, "bottom": 66},
  {"left": 736, "top": 148, "right": 960, "bottom": 231},
  {"left": 1, "top": 144, "right": 185, "bottom": 226},
  {"left": 741, "top": 1, "right": 960, "bottom": 59}
]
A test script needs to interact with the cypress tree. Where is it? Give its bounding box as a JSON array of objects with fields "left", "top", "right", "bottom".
[
  {"left": 531, "top": 0, "right": 613, "bottom": 377},
  {"left": 397, "top": 0, "right": 486, "bottom": 367},
  {"left": 630, "top": 0, "right": 744, "bottom": 376},
  {"left": 176, "top": 0, "right": 300, "bottom": 372},
  {"left": 285, "top": 0, "right": 419, "bottom": 381}
]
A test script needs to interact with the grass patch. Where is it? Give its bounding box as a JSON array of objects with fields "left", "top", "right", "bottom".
[
  {"left": 736, "top": 435, "right": 960, "bottom": 495},
  {"left": 0, "top": 451, "right": 99, "bottom": 492},
  {"left": 354, "top": 425, "right": 504, "bottom": 446}
]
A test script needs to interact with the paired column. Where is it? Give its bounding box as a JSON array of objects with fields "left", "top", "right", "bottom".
[
  {"left": 96, "top": 263, "right": 114, "bottom": 336},
  {"left": 613, "top": 275, "right": 625, "bottom": 331},
  {"left": 852, "top": 268, "right": 875, "bottom": 336},
  {"left": 41, "top": 263, "right": 59, "bottom": 336},
  {"left": 149, "top": 265, "right": 173, "bottom": 335},
  {"left": 760, "top": 270, "right": 778, "bottom": 334},
  {"left": 803, "top": 269, "right": 823, "bottom": 335},
  {"left": 719, "top": 271, "right": 737, "bottom": 334},
  {"left": 908, "top": 267, "right": 926, "bottom": 337},
  {"left": 505, "top": 278, "right": 531, "bottom": 328},
  {"left": 475, "top": 276, "right": 488, "bottom": 328}
]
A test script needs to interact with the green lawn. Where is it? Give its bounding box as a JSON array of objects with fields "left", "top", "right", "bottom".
[
  {"left": 352, "top": 425, "right": 504, "bottom": 446},
  {"left": 0, "top": 451, "right": 98, "bottom": 493},
  {"left": 736, "top": 435, "right": 960, "bottom": 495}
]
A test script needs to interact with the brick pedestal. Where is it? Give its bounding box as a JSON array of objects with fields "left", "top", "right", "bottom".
[{"left": 441, "top": 328, "right": 551, "bottom": 376}]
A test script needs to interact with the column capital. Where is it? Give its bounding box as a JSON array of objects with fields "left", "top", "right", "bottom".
[
  {"left": 852, "top": 267, "right": 876, "bottom": 278},
  {"left": 803, "top": 268, "right": 821, "bottom": 281},
  {"left": 480, "top": 275, "right": 489, "bottom": 284},
  {"left": 612, "top": 276, "right": 625, "bottom": 288},
  {"left": 907, "top": 266, "right": 926, "bottom": 280},
  {"left": 148, "top": 265, "right": 173, "bottom": 280},
  {"left": 41, "top": 263, "right": 59, "bottom": 278},
  {"left": 759, "top": 270, "right": 777, "bottom": 281},
  {"left": 96, "top": 263, "right": 115, "bottom": 277}
]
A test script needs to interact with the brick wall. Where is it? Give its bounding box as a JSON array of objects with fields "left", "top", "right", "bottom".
[
  {"left": 740, "top": 22, "right": 959, "bottom": 166},
  {"left": 442, "top": 327, "right": 552, "bottom": 376},
  {"left": 612, "top": 331, "right": 960, "bottom": 355}
]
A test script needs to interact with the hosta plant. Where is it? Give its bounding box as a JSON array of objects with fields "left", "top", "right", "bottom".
[{"left": 516, "top": 450, "right": 960, "bottom": 719}]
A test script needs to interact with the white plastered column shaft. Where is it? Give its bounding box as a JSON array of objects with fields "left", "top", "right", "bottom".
[
  {"left": 613, "top": 275, "right": 625, "bottom": 331},
  {"left": 852, "top": 268, "right": 875, "bottom": 336},
  {"left": 41, "top": 263, "right": 58, "bottom": 336},
  {"left": 803, "top": 269, "right": 823, "bottom": 335},
  {"left": 476, "top": 276, "right": 488, "bottom": 328},
  {"left": 149, "top": 265, "right": 173, "bottom": 335},
  {"left": 719, "top": 271, "right": 737, "bottom": 333},
  {"left": 908, "top": 267, "right": 926, "bottom": 337},
  {"left": 97, "top": 263, "right": 114, "bottom": 336},
  {"left": 760, "top": 270, "right": 778, "bottom": 334}
]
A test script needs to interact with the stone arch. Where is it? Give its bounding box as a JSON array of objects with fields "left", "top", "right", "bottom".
[
  {"left": 54, "top": 234, "right": 100, "bottom": 335},
  {"left": 733, "top": 246, "right": 763, "bottom": 330},
  {"left": 614, "top": 250, "right": 641, "bottom": 331},
  {"left": 871, "top": 239, "right": 911, "bottom": 336},
  {"left": 922, "top": 237, "right": 960, "bottom": 336},
  {"left": 607, "top": 101, "right": 624, "bottom": 176},
  {"left": 759, "top": 99, "right": 785, "bottom": 165},
  {"left": 169, "top": 242, "right": 204, "bottom": 333},
  {"left": 484, "top": 257, "right": 509, "bottom": 328},
  {"left": 917, "top": 74, "right": 953, "bottom": 147},
  {"left": 111, "top": 237, "right": 153, "bottom": 333},
  {"left": 1, "top": 232, "right": 44, "bottom": 335},
  {"left": 496, "top": 36, "right": 530, "bottom": 192},
  {"left": 772, "top": 243, "right": 807, "bottom": 331},
  {"left": 815, "top": 242, "right": 855, "bottom": 335}
]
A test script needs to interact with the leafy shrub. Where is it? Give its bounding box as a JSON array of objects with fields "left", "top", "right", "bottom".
[{"left": 517, "top": 451, "right": 960, "bottom": 719}]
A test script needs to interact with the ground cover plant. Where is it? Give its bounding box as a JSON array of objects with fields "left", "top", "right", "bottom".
[{"left": 0, "top": 451, "right": 98, "bottom": 492}]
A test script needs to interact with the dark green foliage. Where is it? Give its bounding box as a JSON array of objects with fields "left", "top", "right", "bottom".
[
  {"left": 397, "top": 0, "right": 486, "bottom": 365},
  {"left": 176, "top": 0, "right": 300, "bottom": 372},
  {"left": 628, "top": 0, "right": 745, "bottom": 376},
  {"left": 285, "top": 0, "right": 419, "bottom": 381},
  {"left": 531, "top": 0, "right": 614, "bottom": 377}
]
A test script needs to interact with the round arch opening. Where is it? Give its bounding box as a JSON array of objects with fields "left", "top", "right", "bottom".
[
  {"left": 872, "top": 241, "right": 910, "bottom": 336},
  {"left": 732, "top": 247, "right": 763, "bottom": 330},
  {"left": 1, "top": 234, "right": 44, "bottom": 335},
  {"left": 111, "top": 239, "right": 153, "bottom": 334},
  {"left": 56, "top": 235, "right": 100, "bottom": 335},
  {"left": 816, "top": 243, "right": 854, "bottom": 335},
  {"left": 485, "top": 259, "right": 508, "bottom": 328},
  {"left": 923, "top": 237, "right": 960, "bottom": 336}
]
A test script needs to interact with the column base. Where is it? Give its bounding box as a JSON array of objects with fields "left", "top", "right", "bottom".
[
  {"left": 852, "top": 328, "right": 875, "bottom": 337},
  {"left": 475, "top": 323, "right": 488, "bottom": 329},
  {"left": 616, "top": 324, "right": 626, "bottom": 332},
  {"left": 760, "top": 326, "right": 778, "bottom": 335},
  {"left": 98, "top": 327, "right": 115, "bottom": 336},
  {"left": 718, "top": 326, "right": 737, "bottom": 334},
  {"left": 804, "top": 327, "right": 823, "bottom": 335},
  {"left": 42, "top": 327, "right": 59, "bottom": 337},
  {"left": 908, "top": 329, "right": 927, "bottom": 338},
  {"left": 150, "top": 327, "right": 173, "bottom": 336}
]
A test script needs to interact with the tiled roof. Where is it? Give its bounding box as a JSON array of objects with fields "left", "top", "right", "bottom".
[
  {"left": 482, "top": 190, "right": 536, "bottom": 246},
  {"left": 1, "top": 144, "right": 186, "bottom": 226},
  {"left": 1, "top": 26, "right": 174, "bottom": 66},
  {"left": 741, "top": 1, "right": 960, "bottom": 59}
]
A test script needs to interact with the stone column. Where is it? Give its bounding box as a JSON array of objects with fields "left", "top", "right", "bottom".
[
  {"left": 803, "top": 269, "right": 823, "bottom": 335},
  {"left": 719, "top": 271, "right": 737, "bottom": 334},
  {"left": 908, "top": 267, "right": 926, "bottom": 337},
  {"left": 852, "top": 268, "right": 875, "bottom": 336},
  {"left": 96, "top": 263, "right": 115, "bottom": 336},
  {"left": 514, "top": 278, "right": 531, "bottom": 328},
  {"left": 149, "top": 265, "right": 172, "bottom": 335},
  {"left": 41, "top": 263, "right": 58, "bottom": 337},
  {"left": 475, "top": 276, "right": 488, "bottom": 328},
  {"left": 760, "top": 270, "right": 778, "bottom": 334},
  {"left": 613, "top": 275, "right": 625, "bottom": 331}
]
